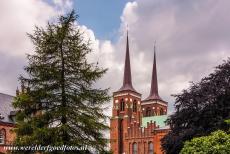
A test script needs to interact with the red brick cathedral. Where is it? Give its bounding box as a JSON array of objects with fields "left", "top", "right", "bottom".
[{"left": 110, "top": 33, "right": 170, "bottom": 154}]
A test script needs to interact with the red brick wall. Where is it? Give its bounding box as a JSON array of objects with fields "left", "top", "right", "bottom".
[
  {"left": 0, "top": 123, "right": 15, "bottom": 154},
  {"left": 125, "top": 120, "right": 168, "bottom": 154},
  {"left": 113, "top": 129, "right": 168, "bottom": 154},
  {"left": 110, "top": 91, "right": 142, "bottom": 154},
  {"left": 142, "top": 102, "right": 167, "bottom": 117},
  {"left": 110, "top": 91, "right": 169, "bottom": 154}
]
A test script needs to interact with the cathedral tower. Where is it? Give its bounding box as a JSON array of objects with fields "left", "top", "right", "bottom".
[
  {"left": 110, "top": 32, "right": 141, "bottom": 154},
  {"left": 142, "top": 44, "right": 168, "bottom": 117}
]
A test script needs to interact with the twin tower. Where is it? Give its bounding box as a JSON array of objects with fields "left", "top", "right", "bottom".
[{"left": 110, "top": 32, "right": 169, "bottom": 154}]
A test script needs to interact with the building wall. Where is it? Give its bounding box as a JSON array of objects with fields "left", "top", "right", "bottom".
[
  {"left": 0, "top": 123, "right": 15, "bottom": 153},
  {"left": 141, "top": 101, "right": 167, "bottom": 117},
  {"left": 111, "top": 119, "right": 169, "bottom": 154},
  {"left": 110, "top": 91, "right": 169, "bottom": 154},
  {"left": 125, "top": 131, "right": 168, "bottom": 154},
  {"left": 110, "top": 91, "right": 142, "bottom": 154},
  {"left": 125, "top": 120, "right": 168, "bottom": 154}
]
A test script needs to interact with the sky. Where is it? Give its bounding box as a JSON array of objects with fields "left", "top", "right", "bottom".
[
  {"left": 74, "top": 0, "right": 133, "bottom": 41},
  {"left": 0, "top": 0, "right": 229, "bottom": 115}
]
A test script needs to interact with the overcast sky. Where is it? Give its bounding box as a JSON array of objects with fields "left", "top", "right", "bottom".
[{"left": 0, "top": 0, "right": 229, "bottom": 115}]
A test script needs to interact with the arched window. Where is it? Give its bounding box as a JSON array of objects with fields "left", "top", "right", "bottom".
[
  {"left": 0, "top": 129, "right": 6, "bottom": 145},
  {"left": 160, "top": 108, "right": 164, "bottom": 115},
  {"left": 148, "top": 142, "right": 154, "bottom": 154},
  {"left": 132, "top": 142, "right": 138, "bottom": 154},
  {"left": 146, "top": 107, "right": 151, "bottom": 117},
  {"left": 133, "top": 100, "right": 137, "bottom": 112},
  {"left": 120, "top": 99, "right": 125, "bottom": 111}
]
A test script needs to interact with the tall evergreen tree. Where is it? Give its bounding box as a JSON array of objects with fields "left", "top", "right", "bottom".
[
  {"left": 13, "top": 11, "right": 110, "bottom": 153},
  {"left": 161, "top": 59, "right": 230, "bottom": 154}
]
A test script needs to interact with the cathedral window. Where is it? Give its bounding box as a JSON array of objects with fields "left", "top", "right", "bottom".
[
  {"left": 146, "top": 107, "right": 151, "bottom": 117},
  {"left": 160, "top": 108, "right": 164, "bottom": 115},
  {"left": 133, "top": 100, "right": 137, "bottom": 112},
  {"left": 148, "top": 142, "right": 154, "bottom": 154},
  {"left": 132, "top": 142, "right": 138, "bottom": 154},
  {"left": 120, "top": 99, "right": 125, "bottom": 111},
  {"left": 0, "top": 129, "right": 6, "bottom": 145}
]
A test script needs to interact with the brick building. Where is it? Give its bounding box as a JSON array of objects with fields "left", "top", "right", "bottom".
[
  {"left": 110, "top": 33, "right": 170, "bottom": 154},
  {"left": 0, "top": 93, "right": 16, "bottom": 154}
]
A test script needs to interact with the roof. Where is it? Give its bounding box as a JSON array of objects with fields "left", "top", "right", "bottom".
[
  {"left": 143, "top": 45, "right": 166, "bottom": 103},
  {"left": 117, "top": 32, "right": 139, "bottom": 94},
  {"left": 0, "top": 93, "right": 15, "bottom": 124},
  {"left": 141, "top": 115, "right": 168, "bottom": 128},
  {"left": 154, "top": 125, "right": 170, "bottom": 130}
]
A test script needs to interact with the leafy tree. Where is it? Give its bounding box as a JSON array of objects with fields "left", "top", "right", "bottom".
[
  {"left": 13, "top": 11, "right": 110, "bottom": 153},
  {"left": 162, "top": 59, "right": 230, "bottom": 154},
  {"left": 180, "top": 130, "right": 230, "bottom": 154}
]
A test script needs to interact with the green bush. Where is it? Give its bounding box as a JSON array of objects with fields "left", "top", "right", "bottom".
[{"left": 180, "top": 130, "right": 230, "bottom": 154}]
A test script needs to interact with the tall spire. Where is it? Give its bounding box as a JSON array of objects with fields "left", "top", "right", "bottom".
[
  {"left": 145, "top": 43, "right": 162, "bottom": 101},
  {"left": 118, "top": 31, "right": 137, "bottom": 93}
]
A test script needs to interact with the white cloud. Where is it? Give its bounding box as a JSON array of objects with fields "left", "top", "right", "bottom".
[
  {"left": 0, "top": 0, "right": 73, "bottom": 95},
  {"left": 77, "top": 0, "right": 230, "bottom": 114},
  {"left": 0, "top": 0, "right": 230, "bottom": 115},
  {"left": 111, "top": 0, "right": 230, "bottom": 112},
  {"left": 53, "top": 0, "right": 73, "bottom": 14},
  {"left": 0, "top": 0, "right": 75, "bottom": 58},
  {"left": 120, "top": 2, "right": 138, "bottom": 27}
]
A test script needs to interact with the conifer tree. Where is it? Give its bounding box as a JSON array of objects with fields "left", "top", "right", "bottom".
[{"left": 13, "top": 11, "right": 110, "bottom": 154}]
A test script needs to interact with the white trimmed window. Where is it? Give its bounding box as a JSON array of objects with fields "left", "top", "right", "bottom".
[
  {"left": 0, "top": 129, "right": 5, "bottom": 145},
  {"left": 148, "top": 142, "right": 154, "bottom": 154},
  {"left": 146, "top": 107, "right": 151, "bottom": 117},
  {"left": 132, "top": 142, "right": 137, "bottom": 154},
  {"left": 133, "top": 100, "right": 137, "bottom": 112},
  {"left": 120, "top": 99, "right": 125, "bottom": 111},
  {"left": 160, "top": 108, "right": 164, "bottom": 115}
]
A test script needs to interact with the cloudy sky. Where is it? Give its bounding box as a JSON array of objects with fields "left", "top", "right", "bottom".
[{"left": 0, "top": 0, "right": 229, "bottom": 115}]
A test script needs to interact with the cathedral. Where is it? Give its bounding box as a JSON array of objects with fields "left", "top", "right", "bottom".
[{"left": 110, "top": 33, "right": 170, "bottom": 154}]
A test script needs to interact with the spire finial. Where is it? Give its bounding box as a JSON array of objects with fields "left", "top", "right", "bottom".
[
  {"left": 126, "top": 24, "right": 129, "bottom": 39},
  {"left": 16, "top": 86, "right": 19, "bottom": 96},
  {"left": 126, "top": 24, "right": 129, "bottom": 41}
]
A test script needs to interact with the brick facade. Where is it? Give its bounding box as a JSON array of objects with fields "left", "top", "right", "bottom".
[
  {"left": 0, "top": 122, "right": 15, "bottom": 153},
  {"left": 110, "top": 92, "right": 169, "bottom": 154},
  {"left": 0, "top": 93, "right": 15, "bottom": 154}
]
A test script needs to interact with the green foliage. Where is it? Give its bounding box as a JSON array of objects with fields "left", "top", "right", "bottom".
[
  {"left": 162, "top": 59, "right": 230, "bottom": 154},
  {"left": 180, "top": 130, "right": 230, "bottom": 154},
  {"left": 225, "top": 119, "right": 230, "bottom": 125},
  {"left": 13, "top": 10, "right": 110, "bottom": 154}
]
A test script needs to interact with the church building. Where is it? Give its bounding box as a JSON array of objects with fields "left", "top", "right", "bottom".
[
  {"left": 110, "top": 33, "right": 170, "bottom": 154},
  {"left": 0, "top": 93, "right": 16, "bottom": 153}
]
